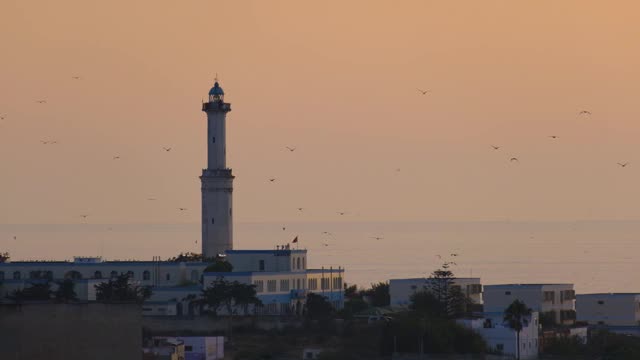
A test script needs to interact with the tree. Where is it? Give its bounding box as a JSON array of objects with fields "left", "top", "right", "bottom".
[
  {"left": 363, "top": 282, "right": 390, "bottom": 307},
  {"left": 424, "top": 262, "right": 474, "bottom": 319},
  {"left": 199, "top": 277, "right": 260, "bottom": 316},
  {"left": 54, "top": 279, "right": 78, "bottom": 303},
  {"left": 344, "top": 284, "right": 359, "bottom": 299},
  {"left": 203, "top": 259, "right": 233, "bottom": 273},
  {"left": 504, "top": 300, "right": 532, "bottom": 360},
  {"left": 305, "top": 293, "right": 335, "bottom": 321},
  {"left": 10, "top": 281, "right": 52, "bottom": 302},
  {"left": 0, "top": 252, "right": 9, "bottom": 263},
  {"left": 95, "top": 274, "right": 152, "bottom": 303}
]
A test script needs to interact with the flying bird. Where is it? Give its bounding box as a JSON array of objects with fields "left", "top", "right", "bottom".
[
  {"left": 491, "top": 145, "right": 500, "bottom": 150},
  {"left": 80, "top": 214, "right": 89, "bottom": 219},
  {"left": 112, "top": 156, "right": 120, "bottom": 160},
  {"left": 417, "top": 88, "right": 430, "bottom": 95},
  {"left": 13, "top": 236, "right": 17, "bottom": 240},
  {"left": 617, "top": 162, "right": 630, "bottom": 168},
  {"left": 548, "top": 136, "right": 559, "bottom": 139},
  {"left": 371, "top": 236, "right": 384, "bottom": 241},
  {"left": 297, "top": 208, "right": 304, "bottom": 212},
  {"left": 36, "top": 100, "right": 47, "bottom": 104},
  {"left": 178, "top": 207, "right": 188, "bottom": 211},
  {"left": 336, "top": 211, "right": 347, "bottom": 216},
  {"left": 321, "top": 231, "right": 333, "bottom": 236},
  {"left": 578, "top": 110, "right": 592, "bottom": 116},
  {"left": 71, "top": 76, "right": 82, "bottom": 80},
  {"left": 282, "top": 227, "right": 286, "bottom": 231},
  {"left": 268, "top": 178, "right": 276, "bottom": 182},
  {"left": 285, "top": 146, "right": 296, "bottom": 152},
  {"left": 147, "top": 198, "right": 157, "bottom": 201},
  {"left": 435, "top": 255, "right": 442, "bottom": 259},
  {"left": 162, "top": 147, "right": 172, "bottom": 152},
  {"left": 450, "top": 253, "right": 459, "bottom": 257},
  {"left": 510, "top": 157, "right": 519, "bottom": 162},
  {"left": 0, "top": 114, "right": 6, "bottom": 120}
]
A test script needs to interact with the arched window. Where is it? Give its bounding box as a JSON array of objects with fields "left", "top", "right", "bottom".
[
  {"left": 191, "top": 270, "right": 198, "bottom": 282},
  {"left": 46, "top": 271, "right": 53, "bottom": 280},
  {"left": 13, "top": 271, "right": 21, "bottom": 280},
  {"left": 65, "top": 271, "right": 82, "bottom": 280},
  {"left": 211, "top": 217, "right": 215, "bottom": 225},
  {"left": 166, "top": 273, "right": 171, "bottom": 281},
  {"left": 110, "top": 271, "right": 118, "bottom": 278},
  {"left": 302, "top": 257, "right": 305, "bottom": 269},
  {"left": 94, "top": 271, "right": 103, "bottom": 279},
  {"left": 126, "top": 271, "right": 134, "bottom": 279},
  {"left": 143, "top": 270, "right": 150, "bottom": 281},
  {"left": 296, "top": 258, "right": 301, "bottom": 270}
]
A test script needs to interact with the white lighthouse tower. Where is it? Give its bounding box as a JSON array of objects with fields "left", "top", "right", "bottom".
[{"left": 200, "top": 80, "right": 234, "bottom": 258}]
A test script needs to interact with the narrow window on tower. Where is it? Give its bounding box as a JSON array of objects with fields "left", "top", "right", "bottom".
[
  {"left": 212, "top": 137, "right": 216, "bottom": 143},
  {"left": 229, "top": 208, "right": 232, "bottom": 216},
  {"left": 211, "top": 217, "right": 215, "bottom": 225}
]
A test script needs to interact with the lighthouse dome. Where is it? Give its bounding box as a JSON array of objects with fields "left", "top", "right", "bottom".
[{"left": 209, "top": 82, "right": 224, "bottom": 96}]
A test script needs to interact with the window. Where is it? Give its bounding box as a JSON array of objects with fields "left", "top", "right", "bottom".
[
  {"left": 280, "top": 279, "right": 290, "bottom": 292},
  {"left": 143, "top": 270, "right": 151, "bottom": 281},
  {"left": 126, "top": 271, "right": 134, "bottom": 279},
  {"left": 280, "top": 303, "right": 290, "bottom": 314},
  {"left": 296, "top": 258, "right": 301, "bottom": 270},
  {"left": 496, "top": 344, "right": 504, "bottom": 351},
  {"left": 267, "top": 280, "right": 277, "bottom": 292},
  {"left": 185, "top": 346, "right": 193, "bottom": 352},
  {"left": 297, "top": 278, "right": 301, "bottom": 290},
  {"left": 211, "top": 218, "right": 215, "bottom": 224},
  {"left": 467, "top": 284, "right": 482, "bottom": 294},
  {"left": 597, "top": 300, "right": 605, "bottom": 305},
  {"left": 321, "top": 278, "right": 329, "bottom": 290},
  {"left": 166, "top": 273, "right": 171, "bottom": 281},
  {"left": 543, "top": 291, "right": 555, "bottom": 304},
  {"left": 0, "top": 271, "right": 4, "bottom": 281},
  {"left": 110, "top": 271, "right": 118, "bottom": 278},
  {"left": 302, "top": 257, "right": 305, "bottom": 269},
  {"left": 253, "top": 280, "right": 264, "bottom": 293},
  {"left": 191, "top": 270, "right": 198, "bottom": 282},
  {"left": 259, "top": 260, "right": 265, "bottom": 271},
  {"left": 333, "top": 277, "right": 342, "bottom": 290},
  {"left": 13, "top": 271, "right": 21, "bottom": 280},
  {"left": 308, "top": 278, "right": 318, "bottom": 290},
  {"left": 212, "top": 137, "right": 215, "bottom": 143},
  {"left": 505, "top": 291, "right": 511, "bottom": 295},
  {"left": 94, "top": 271, "right": 103, "bottom": 279}
]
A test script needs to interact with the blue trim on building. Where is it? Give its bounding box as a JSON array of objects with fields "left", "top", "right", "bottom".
[
  {"left": 0, "top": 261, "right": 209, "bottom": 267},
  {"left": 225, "top": 249, "right": 306, "bottom": 255}
]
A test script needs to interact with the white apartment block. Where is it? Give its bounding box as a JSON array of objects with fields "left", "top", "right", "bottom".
[
  {"left": 483, "top": 284, "right": 576, "bottom": 326},
  {"left": 389, "top": 277, "right": 483, "bottom": 307},
  {"left": 576, "top": 293, "right": 640, "bottom": 326}
]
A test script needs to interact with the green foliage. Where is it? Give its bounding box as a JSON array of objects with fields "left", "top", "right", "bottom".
[
  {"left": 203, "top": 259, "right": 233, "bottom": 273},
  {"left": 11, "top": 281, "right": 52, "bottom": 301},
  {"left": 410, "top": 290, "right": 446, "bottom": 317},
  {"left": 199, "top": 276, "right": 261, "bottom": 316},
  {"left": 544, "top": 331, "right": 640, "bottom": 360},
  {"left": 54, "top": 279, "right": 77, "bottom": 303},
  {"left": 362, "top": 282, "right": 390, "bottom": 307},
  {"left": 95, "top": 274, "right": 152, "bottom": 303},
  {"left": 344, "top": 284, "right": 359, "bottom": 299},
  {"left": 539, "top": 310, "right": 557, "bottom": 329},
  {"left": 504, "top": 300, "right": 532, "bottom": 333},
  {"left": 339, "top": 297, "right": 369, "bottom": 319},
  {"left": 0, "top": 252, "right": 9, "bottom": 263},
  {"left": 167, "top": 252, "right": 222, "bottom": 263},
  {"left": 305, "top": 293, "right": 335, "bottom": 321}
]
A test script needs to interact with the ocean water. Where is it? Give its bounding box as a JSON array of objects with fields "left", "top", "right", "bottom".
[{"left": 1, "top": 221, "right": 638, "bottom": 294}]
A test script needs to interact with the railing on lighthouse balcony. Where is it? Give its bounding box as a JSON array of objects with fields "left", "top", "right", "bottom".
[{"left": 202, "top": 100, "right": 231, "bottom": 112}]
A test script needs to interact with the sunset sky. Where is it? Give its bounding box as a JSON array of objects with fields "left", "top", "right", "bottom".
[{"left": 1, "top": 1, "right": 640, "bottom": 225}]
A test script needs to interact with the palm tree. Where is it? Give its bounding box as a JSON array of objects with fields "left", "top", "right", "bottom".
[{"left": 504, "top": 300, "right": 532, "bottom": 360}]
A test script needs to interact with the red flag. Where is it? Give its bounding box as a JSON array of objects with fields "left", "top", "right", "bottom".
[{"left": 292, "top": 236, "right": 298, "bottom": 243}]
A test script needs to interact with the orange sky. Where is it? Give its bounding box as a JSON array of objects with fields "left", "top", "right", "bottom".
[{"left": 1, "top": 0, "right": 640, "bottom": 224}]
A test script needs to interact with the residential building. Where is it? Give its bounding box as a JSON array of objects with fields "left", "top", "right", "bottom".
[
  {"left": 483, "top": 284, "right": 576, "bottom": 326},
  {"left": 458, "top": 312, "right": 539, "bottom": 360},
  {"left": 576, "top": 293, "right": 640, "bottom": 326},
  {"left": 389, "top": 277, "right": 483, "bottom": 307}
]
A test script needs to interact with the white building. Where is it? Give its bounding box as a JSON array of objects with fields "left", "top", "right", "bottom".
[
  {"left": 484, "top": 284, "right": 576, "bottom": 326},
  {"left": 576, "top": 293, "right": 640, "bottom": 326},
  {"left": 204, "top": 248, "right": 345, "bottom": 315},
  {"left": 389, "top": 277, "right": 483, "bottom": 307},
  {"left": 153, "top": 336, "right": 224, "bottom": 360},
  {"left": 458, "top": 312, "right": 540, "bottom": 360},
  {"left": 201, "top": 80, "right": 234, "bottom": 258}
]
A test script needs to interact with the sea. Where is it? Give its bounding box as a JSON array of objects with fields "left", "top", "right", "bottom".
[{"left": 1, "top": 221, "right": 638, "bottom": 294}]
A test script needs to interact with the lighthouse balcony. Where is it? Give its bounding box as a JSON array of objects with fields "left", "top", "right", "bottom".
[
  {"left": 202, "top": 101, "right": 231, "bottom": 112},
  {"left": 201, "top": 168, "right": 233, "bottom": 177}
]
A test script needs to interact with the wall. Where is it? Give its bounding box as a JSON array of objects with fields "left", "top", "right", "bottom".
[
  {"left": 0, "top": 303, "right": 142, "bottom": 360},
  {"left": 484, "top": 284, "right": 575, "bottom": 323},
  {"left": 389, "top": 278, "right": 483, "bottom": 306},
  {"left": 576, "top": 294, "right": 640, "bottom": 326}
]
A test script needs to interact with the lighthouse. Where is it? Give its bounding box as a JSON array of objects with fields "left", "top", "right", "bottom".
[{"left": 200, "top": 80, "right": 234, "bottom": 258}]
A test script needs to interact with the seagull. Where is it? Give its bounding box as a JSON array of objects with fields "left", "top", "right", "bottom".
[
  {"left": 510, "top": 157, "right": 519, "bottom": 162},
  {"left": 578, "top": 110, "right": 592, "bottom": 116},
  {"left": 323, "top": 242, "right": 329, "bottom": 247},
  {"left": 13, "top": 236, "right": 17, "bottom": 240},
  {"left": 321, "top": 231, "right": 333, "bottom": 236},
  {"left": 491, "top": 145, "right": 500, "bottom": 150},
  {"left": 336, "top": 212, "right": 347, "bottom": 216},
  {"left": 371, "top": 236, "right": 384, "bottom": 241},
  {"left": 112, "top": 156, "right": 120, "bottom": 160},
  {"left": 147, "top": 198, "right": 157, "bottom": 201},
  {"left": 36, "top": 100, "right": 47, "bottom": 104},
  {"left": 548, "top": 136, "right": 559, "bottom": 139},
  {"left": 417, "top": 88, "right": 430, "bottom": 95},
  {"left": 396, "top": 168, "right": 401, "bottom": 172},
  {"left": 80, "top": 214, "right": 89, "bottom": 219},
  {"left": 268, "top": 178, "right": 276, "bottom": 182},
  {"left": 40, "top": 140, "right": 49, "bottom": 144},
  {"left": 297, "top": 208, "right": 304, "bottom": 212},
  {"left": 71, "top": 76, "right": 82, "bottom": 80},
  {"left": 617, "top": 162, "right": 630, "bottom": 168},
  {"left": 162, "top": 147, "right": 172, "bottom": 152},
  {"left": 435, "top": 255, "right": 442, "bottom": 259},
  {"left": 450, "top": 253, "right": 459, "bottom": 257},
  {"left": 0, "top": 114, "right": 6, "bottom": 120},
  {"left": 282, "top": 227, "right": 286, "bottom": 231},
  {"left": 285, "top": 146, "right": 296, "bottom": 152},
  {"left": 178, "top": 207, "right": 188, "bottom": 211}
]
